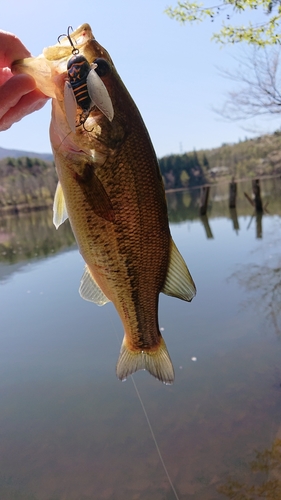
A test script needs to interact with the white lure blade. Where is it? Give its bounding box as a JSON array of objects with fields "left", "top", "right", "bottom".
[
  {"left": 64, "top": 81, "right": 77, "bottom": 133},
  {"left": 87, "top": 68, "right": 114, "bottom": 122}
]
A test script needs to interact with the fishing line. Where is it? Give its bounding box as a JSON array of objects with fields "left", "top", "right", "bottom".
[
  {"left": 130, "top": 375, "right": 181, "bottom": 500},
  {"left": 110, "top": 317, "right": 180, "bottom": 500}
]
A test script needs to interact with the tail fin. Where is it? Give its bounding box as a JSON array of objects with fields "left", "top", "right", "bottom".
[{"left": 116, "top": 337, "right": 174, "bottom": 385}]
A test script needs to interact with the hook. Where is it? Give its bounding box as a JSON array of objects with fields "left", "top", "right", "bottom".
[{"left": 58, "top": 26, "right": 79, "bottom": 55}]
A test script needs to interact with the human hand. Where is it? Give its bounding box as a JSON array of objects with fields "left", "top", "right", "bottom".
[{"left": 0, "top": 30, "right": 49, "bottom": 131}]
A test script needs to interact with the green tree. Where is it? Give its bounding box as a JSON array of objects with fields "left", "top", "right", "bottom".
[
  {"left": 180, "top": 169, "right": 190, "bottom": 186},
  {"left": 165, "top": 0, "right": 281, "bottom": 46},
  {"left": 6, "top": 157, "right": 16, "bottom": 167},
  {"left": 203, "top": 154, "right": 210, "bottom": 170}
]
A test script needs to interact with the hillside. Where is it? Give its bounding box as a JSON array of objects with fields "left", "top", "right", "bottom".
[
  {"left": 160, "top": 131, "right": 281, "bottom": 190},
  {"left": 0, "top": 146, "right": 53, "bottom": 161},
  {"left": 198, "top": 131, "right": 281, "bottom": 180},
  {"left": 0, "top": 156, "right": 57, "bottom": 213}
]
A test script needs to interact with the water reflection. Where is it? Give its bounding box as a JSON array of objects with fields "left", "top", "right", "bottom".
[
  {"left": 0, "top": 208, "right": 76, "bottom": 284},
  {"left": 0, "top": 178, "right": 281, "bottom": 499},
  {"left": 219, "top": 439, "right": 281, "bottom": 499},
  {"left": 200, "top": 214, "right": 213, "bottom": 239},
  {"left": 167, "top": 177, "right": 281, "bottom": 239},
  {"left": 256, "top": 212, "right": 263, "bottom": 239},
  {"left": 0, "top": 208, "right": 76, "bottom": 265},
  {"left": 0, "top": 178, "right": 279, "bottom": 268},
  {"left": 229, "top": 255, "right": 281, "bottom": 336},
  {"left": 246, "top": 211, "right": 263, "bottom": 239},
  {"left": 229, "top": 208, "right": 239, "bottom": 234},
  {"left": 167, "top": 189, "right": 201, "bottom": 222}
]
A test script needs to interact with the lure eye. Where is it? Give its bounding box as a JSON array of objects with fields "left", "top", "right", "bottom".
[
  {"left": 67, "top": 54, "right": 89, "bottom": 70},
  {"left": 93, "top": 58, "right": 111, "bottom": 77}
]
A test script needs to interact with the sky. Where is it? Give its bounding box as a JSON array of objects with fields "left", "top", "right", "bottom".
[{"left": 1, "top": 0, "right": 281, "bottom": 158}]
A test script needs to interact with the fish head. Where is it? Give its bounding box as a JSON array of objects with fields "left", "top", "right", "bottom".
[
  {"left": 12, "top": 24, "right": 129, "bottom": 156},
  {"left": 12, "top": 24, "right": 95, "bottom": 98}
]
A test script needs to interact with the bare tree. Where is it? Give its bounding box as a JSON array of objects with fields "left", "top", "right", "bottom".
[{"left": 215, "top": 47, "right": 281, "bottom": 123}]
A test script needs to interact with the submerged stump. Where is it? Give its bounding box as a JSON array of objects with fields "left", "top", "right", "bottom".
[
  {"left": 252, "top": 179, "right": 263, "bottom": 213},
  {"left": 229, "top": 179, "right": 237, "bottom": 209}
]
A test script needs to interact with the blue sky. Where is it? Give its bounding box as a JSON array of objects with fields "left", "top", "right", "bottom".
[{"left": 1, "top": 0, "right": 280, "bottom": 158}]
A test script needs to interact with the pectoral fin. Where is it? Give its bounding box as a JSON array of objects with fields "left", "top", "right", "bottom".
[
  {"left": 79, "top": 265, "right": 110, "bottom": 306},
  {"left": 53, "top": 181, "right": 68, "bottom": 229},
  {"left": 162, "top": 239, "right": 196, "bottom": 302},
  {"left": 64, "top": 81, "right": 77, "bottom": 133},
  {"left": 76, "top": 163, "right": 115, "bottom": 223}
]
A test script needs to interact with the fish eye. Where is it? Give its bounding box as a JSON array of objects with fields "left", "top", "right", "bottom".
[{"left": 94, "top": 58, "right": 111, "bottom": 77}]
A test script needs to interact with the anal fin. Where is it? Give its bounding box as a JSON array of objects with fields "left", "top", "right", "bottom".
[
  {"left": 162, "top": 239, "right": 196, "bottom": 302},
  {"left": 79, "top": 265, "right": 110, "bottom": 306}
]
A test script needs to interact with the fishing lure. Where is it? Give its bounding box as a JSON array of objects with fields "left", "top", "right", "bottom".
[{"left": 58, "top": 26, "right": 114, "bottom": 132}]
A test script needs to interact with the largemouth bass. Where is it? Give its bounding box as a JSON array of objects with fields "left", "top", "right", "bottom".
[{"left": 12, "top": 24, "right": 196, "bottom": 384}]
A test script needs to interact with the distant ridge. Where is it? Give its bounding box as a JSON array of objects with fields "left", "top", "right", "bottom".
[{"left": 0, "top": 146, "right": 53, "bottom": 162}]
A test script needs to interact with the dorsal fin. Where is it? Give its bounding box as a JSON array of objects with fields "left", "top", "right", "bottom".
[
  {"left": 162, "top": 239, "right": 196, "bottom": 302},
  {"left": 79, "top": 265, "right": 110, "bottom": 306},
  {"left": 53, "top": 181, "right": 68, "bottom": 229}
]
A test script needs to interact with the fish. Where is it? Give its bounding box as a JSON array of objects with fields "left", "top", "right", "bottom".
[{"left": 12, "top": 24, "right": 196, "bottom": 384}]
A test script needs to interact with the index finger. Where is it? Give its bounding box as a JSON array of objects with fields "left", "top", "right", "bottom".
[{"left": 0, "top": 30, "right": 31, "bottom": 68}]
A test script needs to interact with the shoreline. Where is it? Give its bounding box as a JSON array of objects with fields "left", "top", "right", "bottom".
[
  {"left": 1, "top": 173, "right": 280, "bottom": 216},
  {"left": 165, "top": 173, "right": 281, "bottom": 193}
]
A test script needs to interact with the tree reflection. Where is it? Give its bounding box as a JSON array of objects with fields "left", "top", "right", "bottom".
[
  {"left": 0, "top": 208, "right": 76, "bottom": 265},
  {"left": 218, "top": 439, "right": 281, "bottom": 499},
  {"left": 167, "top": 189, "right": 202, "bottom": 223},
  {"left": 230, "top": 256, "right": 281, "bottom": 336}
]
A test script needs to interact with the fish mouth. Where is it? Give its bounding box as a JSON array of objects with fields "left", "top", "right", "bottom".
[{"left": 44, "top": 24, "right": 95, "bottom": 61}]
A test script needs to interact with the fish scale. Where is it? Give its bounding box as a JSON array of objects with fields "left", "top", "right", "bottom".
[{"left": 12, "top": 23, "right": 196, "bottom": 384}]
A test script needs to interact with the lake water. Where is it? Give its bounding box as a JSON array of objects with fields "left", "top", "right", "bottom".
[{"left": 1, "top": 178, "right": 281, "bottom": 500}]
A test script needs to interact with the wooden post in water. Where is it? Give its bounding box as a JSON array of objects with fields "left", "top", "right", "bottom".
[
  {"left": 200, "top": 214, "right": 214, "bottom": 239},
  {"left": 256, "top": 211, "right": 263, "bottom": 239},
  {"left": 229, "top": 178, "right": 237, "bottom": 209},
  {"left": 199, "top": 186, "right": 210, "bottom": 216},
  {"left": 252, "top": 179, "right": 263, "bottom": 213},
  {"left": 229, "top": 208, "right": 239, "bottom": 234}
]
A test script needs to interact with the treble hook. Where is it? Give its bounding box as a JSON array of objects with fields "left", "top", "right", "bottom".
[{"left": 57, "top": 26, "right": 79, "bottom": 55}]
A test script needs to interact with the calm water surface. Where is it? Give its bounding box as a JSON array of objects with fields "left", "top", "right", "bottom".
[{"left": 0, "top": 179, "right": 281, "bottom": 500}]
